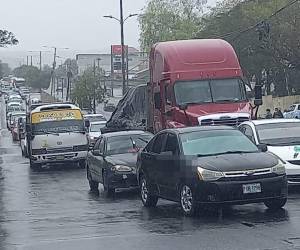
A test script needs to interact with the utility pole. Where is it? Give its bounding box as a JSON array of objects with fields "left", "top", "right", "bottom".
[
  {"left": 30, "top": 56, "right": 33, "bottom": 66},
  {"left": 93, "top": 60, "right": 96, "bottom": 114},
  {"left": 120, "top": 0, "right": 126, "bottom": 95},
  {"left": 26, "top": 56, "right": 29, "bottom": 66},
  {"left": 39, "top": 51, "right": 42, "bottom": 71},
  {"left": 51, "top": 47, "right": 57, "bottom": 96},
  {"left": 126, "top": 46, "right": 129, "bottom": 89}
]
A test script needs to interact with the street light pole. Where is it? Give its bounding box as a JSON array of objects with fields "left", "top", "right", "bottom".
[{"left": 119, "top": 0, "right": 126, "bottom": 95}]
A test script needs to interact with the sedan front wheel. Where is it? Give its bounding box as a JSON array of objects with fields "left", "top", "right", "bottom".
[
  {"left": 180, "top": 184, "right": 198, "bottom": 216},
  {"left": 140, "top": 176, "right": 158, "bottom": 207}
]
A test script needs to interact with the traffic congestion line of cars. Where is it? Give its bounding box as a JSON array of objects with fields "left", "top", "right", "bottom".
[{"left": 1, "top": 93, "right": 296, "bottom": 216}]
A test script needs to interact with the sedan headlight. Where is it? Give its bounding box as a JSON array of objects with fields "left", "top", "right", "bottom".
[
  {"left": 271, "top": 162, "right": 286, "bottom": 175},
  {"left": 111, "top": 165, "right": 132, "bottom": 172},
  {"left": 197, "top": 167, "right": 224, "bottom": 181}
]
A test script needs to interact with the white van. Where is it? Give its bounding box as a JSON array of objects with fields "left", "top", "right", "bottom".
[{"left": 27, "top": 103, "right": 89, "bottom": 169}]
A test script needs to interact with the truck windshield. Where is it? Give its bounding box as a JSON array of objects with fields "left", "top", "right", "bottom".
[
  {"left": 32, "top": 120, "right": 85, "bottom": 135},
  {"left": 174, "top": 78, "right": 246, "bottom": 105}
]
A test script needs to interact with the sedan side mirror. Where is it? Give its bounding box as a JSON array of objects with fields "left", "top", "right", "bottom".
[{"left": 258, "top": 144, "right": 268, "bottom": 152}]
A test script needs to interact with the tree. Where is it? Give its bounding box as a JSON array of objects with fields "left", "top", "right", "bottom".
[
  {"left": 72, "top": 68, "right": 104, "bottom": 113},
  {"left": 139, "top": 0, "right": 207, "bottom": 51},
  {"left": 197, "top": 0, "right": 300, "bottom": 96},
  {"left": 13, "top": 65, "right": 51, "bottom": 89},
  {"left": 0, "top": 30, "right": 18, "bottom": 47}
]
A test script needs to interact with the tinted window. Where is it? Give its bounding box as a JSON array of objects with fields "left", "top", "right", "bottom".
[
  {"left": 180, "top": 130, "right": 258, "bottom": 156},
  {"left": 163, "top": 133, "right": 179, "bottom": 155},
  {"left": 152, "top": 133, "right": 166, "bottom": 154}
]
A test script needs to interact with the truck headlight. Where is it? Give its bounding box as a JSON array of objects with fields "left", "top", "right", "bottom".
[
  {"left": 271, "top": 162, "right": 286, "bottom": 175},
  {"left": 111, "top": 165, "right": 132, "bottom": 172},
  {"left": 197, "top": 167, "right": 224, "bottom": 181}
]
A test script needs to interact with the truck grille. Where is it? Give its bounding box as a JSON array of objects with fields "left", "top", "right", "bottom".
[{"left": 200, "top": 117, "right": 249, "bottom": 126}]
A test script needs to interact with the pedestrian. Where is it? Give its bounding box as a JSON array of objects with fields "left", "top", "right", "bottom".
[
  {"left": 273, "top": 108, "right": 284, "bottom": 118},
  {"left": 265, "top": 109, "right": 272, "bottom": 119}
]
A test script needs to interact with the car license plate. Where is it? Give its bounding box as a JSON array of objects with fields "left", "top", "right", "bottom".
[
  {"left": 243, "top": 183, "right": 261, "bottom": 194},
  {"left": 56, "top": 155, "right": 64, "bottom": 160},
  {"left": 123, "top": 174, "right": 127, "bottom": 179}
]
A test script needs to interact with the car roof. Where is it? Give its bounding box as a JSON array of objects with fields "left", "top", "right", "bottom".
[
  {"left": 90, "top": 121, "right": 107, "bottom": 125},
  {"left": 31, "top": 103, "right": 80, "bottom": 113},
  {"left": 102, "top": 130, "right": 152, "bottom": 138},
  {"left": 246, "top": 119, "right": 300, "bottom": 125},
  {"left": 162, "top": 126, "right": 235, "bottom": 135}
]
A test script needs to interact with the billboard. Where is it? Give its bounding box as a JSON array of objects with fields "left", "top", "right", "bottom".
[{"left": 111, "top": 45, "right": 128, "bottom": 75}]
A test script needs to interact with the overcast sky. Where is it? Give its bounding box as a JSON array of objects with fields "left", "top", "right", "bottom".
[{"left": 0, "top": 0, "right": 217, "bottom": 66}]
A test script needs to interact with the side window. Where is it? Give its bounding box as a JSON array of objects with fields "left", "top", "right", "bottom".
[
  {"left": 163, "top": 133, "right": 179, "bottom": 155},
  {"left": 164, "top": 83, "right": 172, "bottom": 105},
  {"left": 144, "top": 137, "right": 155, "bottom": 153},
  {"left": 99, "top": 139, "right": 105, "bottom": 154},
  {"left": 297, "top": 105, "right": 300, "bottom": 111},
  {"left": 244, "top": 125, "right": 255, "bottom": 143},
  {"left": 152, "top": 133, "right": 167, "bottom": 154}
]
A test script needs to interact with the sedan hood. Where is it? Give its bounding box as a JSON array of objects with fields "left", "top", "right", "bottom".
[
  {"left": 105, "top": 153, "right": 138, "bottom": 168},
  {"left": 197, "top": 152, "right": 278, "bottom": 172}
]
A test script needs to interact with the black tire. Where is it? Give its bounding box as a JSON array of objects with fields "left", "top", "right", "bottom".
[
  {"left": 140, "top": 175, "right": 158, "bottom": 207},
  {"left": 102, "top": 170, "right": 115, "bottom": 196},
  {"left": 79, "top": 160, "right": 86, "bottom": 169},
  {"left": 264, "top": 198, "right": 287, "bottom": 210},
  {"left": 87, "top": 166, "right": 99, "bottom": 191},
  {"left": 180, "top": 184, "right": 198, "bottom": 216},
  {"left": 29, "top": 160, "right": 41, "bottom": 170}
]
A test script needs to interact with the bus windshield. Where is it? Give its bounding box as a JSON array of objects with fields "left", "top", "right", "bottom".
[{"left": 31, "top": 109, "right": 85, "bottom": 135}]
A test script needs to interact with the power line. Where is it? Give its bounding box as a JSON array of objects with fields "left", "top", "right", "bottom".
[{"left": 210, "top": 0, "right": 299, "bottom": 39}]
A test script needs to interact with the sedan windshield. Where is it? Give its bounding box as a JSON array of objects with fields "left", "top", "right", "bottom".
[
  {"left": 257, "top": 122, "right": 300, "bottom": 145},
  {"left": 174, "top": 78, "right": 246, "bottom": 105},
  {"left": 180, "top": 130, "right": 258, "bottom": 156},
  {"left": 106, "top": 134, "right": 153, "bottom": 155}
]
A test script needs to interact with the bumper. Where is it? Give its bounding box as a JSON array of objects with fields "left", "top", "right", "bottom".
[
  {"left": 107, "top": 171, "right": 138, "bottom": 189},
  {"left": 194, "top": 175, "right": 287, "bottom": 205},
  {"left": 31, "top": 151, "right": 87, "bottom": 164},
  {"left": 285, "top": 162, "right": 300, "bottom": 185}
]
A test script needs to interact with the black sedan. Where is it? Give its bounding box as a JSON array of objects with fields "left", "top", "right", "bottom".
[
  {"left": 86, "top": 130, "right": 153, "bottom": 195},
  {"left": 137, "top": 126, "right": 288, "bottom": 216}
]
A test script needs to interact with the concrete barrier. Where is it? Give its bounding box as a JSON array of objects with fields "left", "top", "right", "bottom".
[{"left": 258, "top": 95, "right": 300, "bottom": 117}]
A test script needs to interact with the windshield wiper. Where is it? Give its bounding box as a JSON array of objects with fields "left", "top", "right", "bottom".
[
  {"left": 182, "top": 101, "right": 211, "bottom": 106},
  {"left": 59, "top": 129, "right": 86, "bottom": 134},
  {"left": 197, "top": 151, "right": 255, "bottom": 157},
  {"left": 35, "top": 131, "right": 59, "bottom": 136}
]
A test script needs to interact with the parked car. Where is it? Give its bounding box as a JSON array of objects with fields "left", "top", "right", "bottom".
[
  {"left": 137, "top": 126, "right": 287, "bottom": 216},
  {"left": 84, "top": 114, "right": 107, "bottom": 123},
  {"left": 283, "top": 104, "right": 300, "bottom": 118},
  {"left": 103, "top": 103, "right": 116, "bottom": 112},
  {"left": 88, "top": 121, "right": 107, "bottom": 145},
  {"left": 86, "top": 130, "right": 153, "bottom": 195},
  {"left": 239, "top": 119, "right": 300, "bottom": 185}
]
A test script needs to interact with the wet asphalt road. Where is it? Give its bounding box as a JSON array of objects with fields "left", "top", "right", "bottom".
[{"left": 1, "top": 102, "right": 300, "bottom": 250}]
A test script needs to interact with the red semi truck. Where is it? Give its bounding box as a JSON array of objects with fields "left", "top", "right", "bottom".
[{"left": 105, "top": 39, "right": 262, "bottom": 133}]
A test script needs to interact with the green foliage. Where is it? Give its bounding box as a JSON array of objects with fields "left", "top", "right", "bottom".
[
  {"left": 0, "top": 30, "right": 18, "bottom": 47},
  {"left": 139, "top": 0, "right": 207, "bottom": 51},
  {"left": 13, "top": 65, "right": 51, "bottom": 89},
  {"left": 72, "top": 68, "right": 104, "bottom": 112}
]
